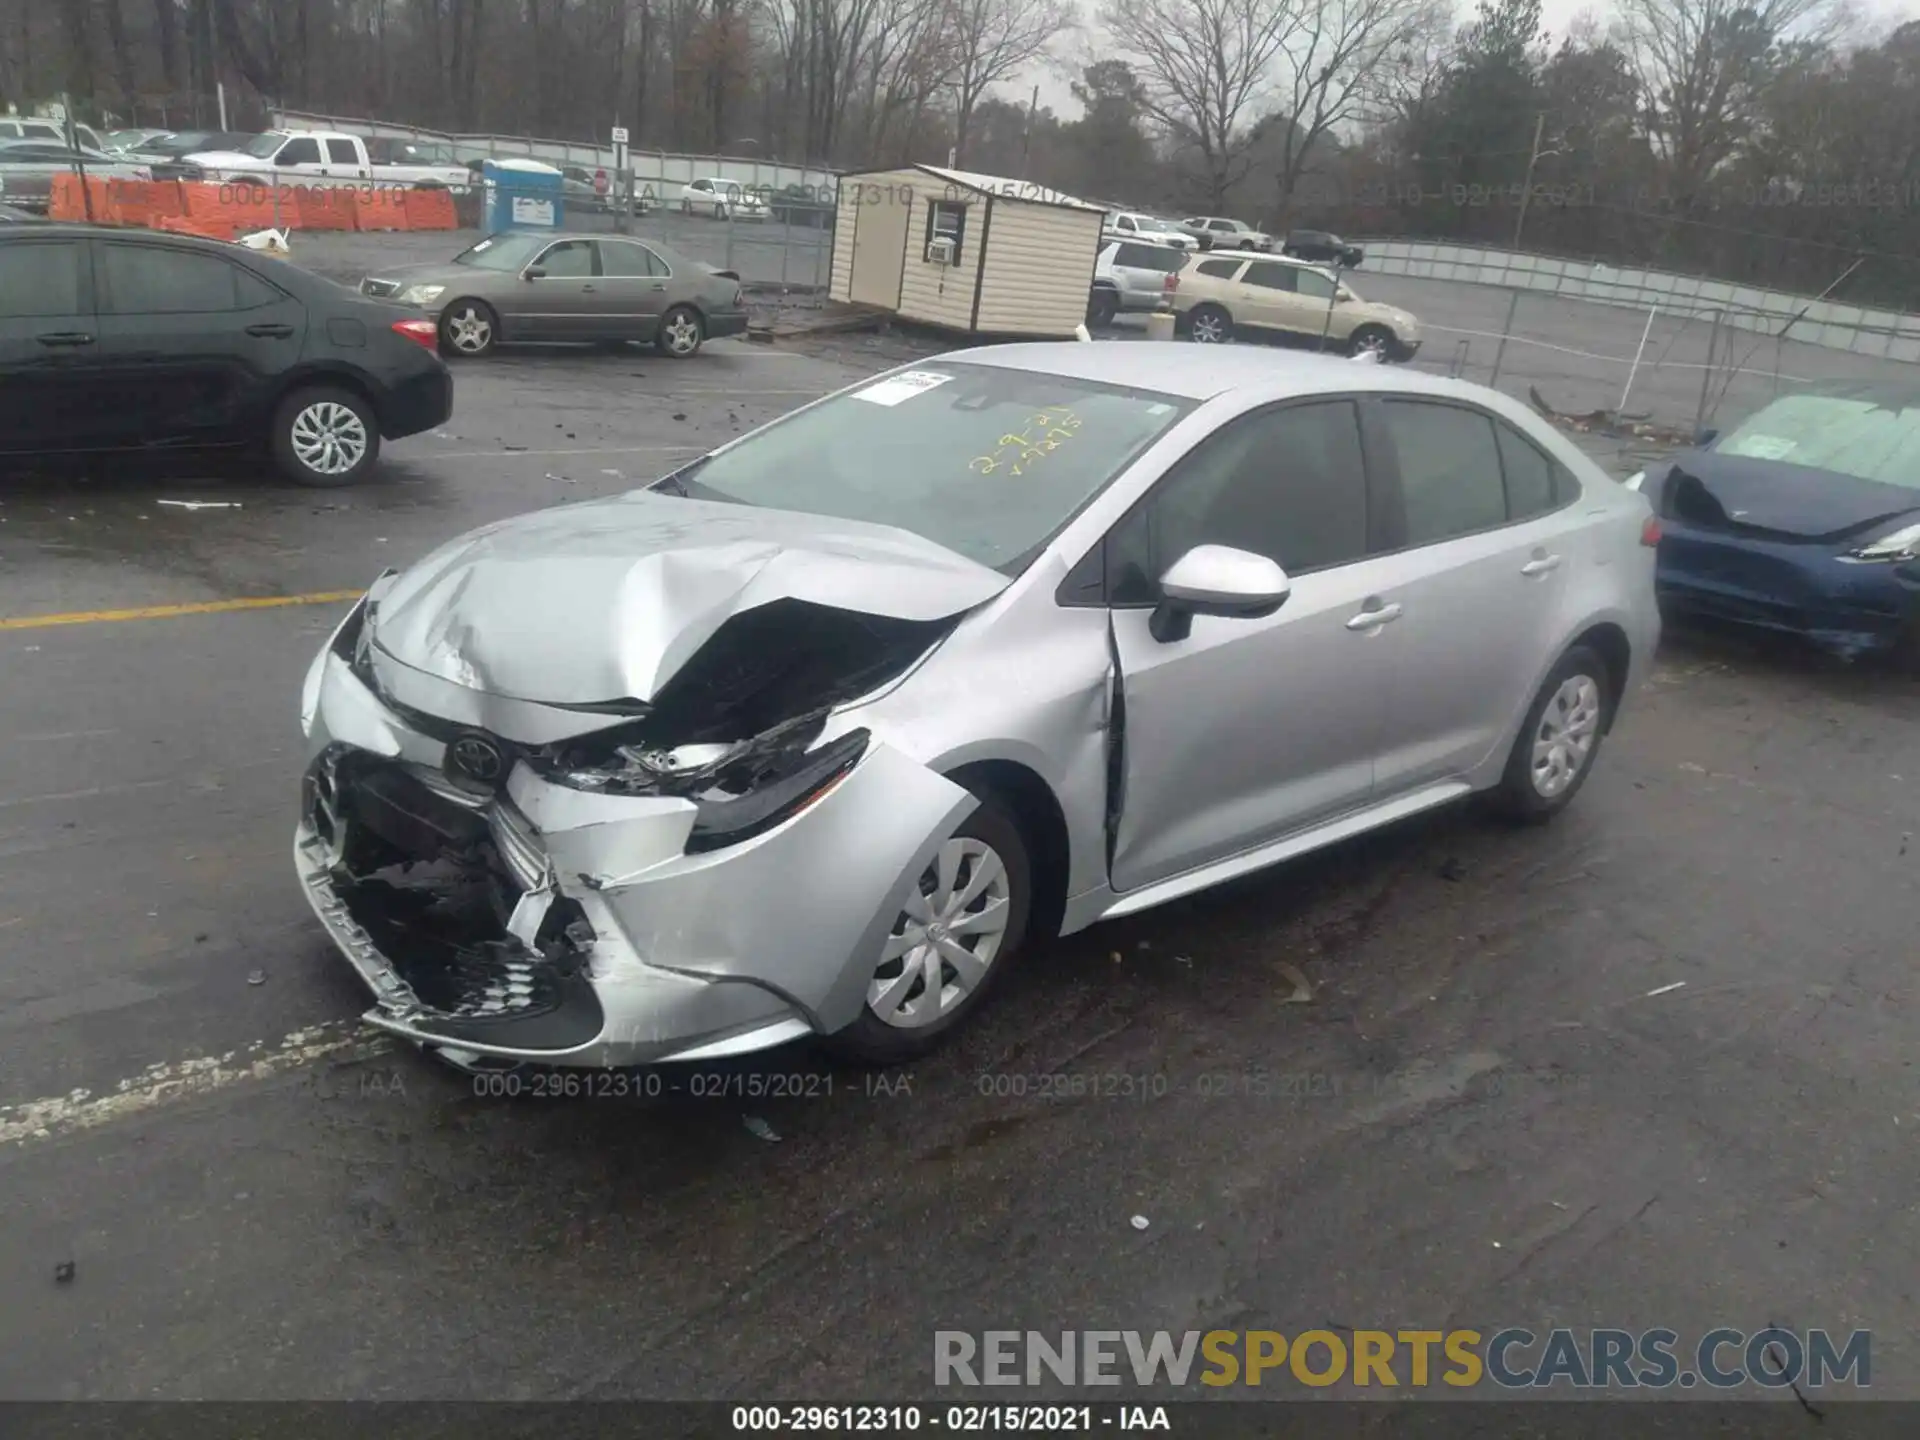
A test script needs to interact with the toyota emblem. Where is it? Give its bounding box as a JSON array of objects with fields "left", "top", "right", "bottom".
[{"left": 448, "top": 734, "right": 507, "bottom": 785}]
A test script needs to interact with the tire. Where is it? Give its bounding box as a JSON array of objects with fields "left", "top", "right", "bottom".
[
  {"left": 1489, "top": 645, "right": 1613, "bottom": 823},
  {"left": 1347, "top": 324, "right": 1395, "bottom": 361},
  {"left": 716, "top": 202, "right": 730, "bottom": 221},
  {"left": 438, "top": 298, "right": 498, "bottom": 358},
  {"left": 271, "top": 385, "right": 380, "bottom": 488},
  {"left": 656, "top": 304, "right": 705, "bottom": 358},
  {"left": 826, "top": 798, "right": 1033, "bottom": 1065},
  {"left": 1188, "top": 303, "right": 1232, "bottom": 344},
  {"left": 1087, "top": 288, "right": 1120, "bottom": 328},
  {"left": 680, "top": 198, "right": 693, "bottom": 215}
]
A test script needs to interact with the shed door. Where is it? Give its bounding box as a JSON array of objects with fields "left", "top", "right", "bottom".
[{"left": 850, "top": 188, "right": 910, "bottom": 306}]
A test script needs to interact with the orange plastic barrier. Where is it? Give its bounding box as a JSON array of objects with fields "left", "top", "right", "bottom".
[
  {"left": 404, "top": 188, "right": 458, "bottom": 231},
  {"left": 104, "top": 179, "right": 187, "bottom": 229},
  {"left": 351, "top": 187, "right": 413, "bottom": 232},
  {"left": 184, "top": 178, "right": 284, "bottom": 232},
  {"left": 295, "top": 184, "right": 360, "bottom": 231},
  {"left": 155, "top": 214, "right": 240, "bottom": 241},
  {"left": 48, "top": 173, "right": 119, "bottom": 223}
]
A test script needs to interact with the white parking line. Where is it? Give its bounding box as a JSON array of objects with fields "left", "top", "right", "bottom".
[{"left": 0, "top": 1021, "right": 390, "bottom": 1148}]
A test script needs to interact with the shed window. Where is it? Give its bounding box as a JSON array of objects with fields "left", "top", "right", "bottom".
[{"left": 925, "top": 200, "right": 967, "bottom": 264}]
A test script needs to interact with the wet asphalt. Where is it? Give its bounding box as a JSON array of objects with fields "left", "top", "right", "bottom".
[{"left": 1, "top": 318, "right": 1917, "bottom": 1403}]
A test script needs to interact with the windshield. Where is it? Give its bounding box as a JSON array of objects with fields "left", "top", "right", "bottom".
[
  {"left": 657, "top": 362, "right": 1194, "bottom": 572},
  {"left": 242, "top": 132, "right": 288, "bottom": 158},
  {"left": 452, "top": 233, "right": 546, "bottom": 271},
  {"left": 1716, "top": 392, "right": 1920, "bottom": 487}
]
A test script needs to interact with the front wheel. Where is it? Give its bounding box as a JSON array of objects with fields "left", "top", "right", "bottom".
[
  {"left": 826, "top": 800, "right": 1032, "bottom": 1065},
  {"left": 656, "top": 304, "right": 705, "bottom": 358},
  {"left": 1188, "top": 303, "right": 1232, "bottom": 344},
  {"left": 438, "top": 299, "right": 497, "bottom": 358},
  {"left": 1489, "top": 645, "right": 1612, "bottom": 822},
  {"left": 271, "top": 386, "right": 380, "bottom": 488}
]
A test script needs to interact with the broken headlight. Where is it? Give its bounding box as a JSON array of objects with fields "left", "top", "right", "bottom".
[
  {"left": 1842, "top": 521, "right": 1920, "bottom": 563},
  {"left": 684, "top": 728, "right": 870, "bottom": 853}
]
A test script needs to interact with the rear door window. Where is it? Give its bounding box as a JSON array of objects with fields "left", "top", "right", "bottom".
[
  {"left": 1494, "top": 421, "right": 1564, "bottom": 519},
  {"left": 0, "top": 240, "right": 86, "bottom": 316},
  {"left": 1241, "top": 263, "right": 1297, "bottom": 292},
  {"left": 1381, "top": 400, "right": 1509, "bottom": 544},
  {"left": 597, "top": 239, "right": 670, "bottom": 277},
  {"left": 325, "top": 139, "right": 360, "bottom": 165},
  {"left": 99, "top": 242, "right": 248, "bottom": 313}
]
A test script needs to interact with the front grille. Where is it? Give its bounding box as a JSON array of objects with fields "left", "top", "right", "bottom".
[{"left": 362, "top": 278, "right": 400, "bottom": 298}]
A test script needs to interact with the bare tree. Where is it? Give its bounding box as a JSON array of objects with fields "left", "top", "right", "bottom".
[
  {"left": 941, "top": 0, "right": 1075, "bottom": 165},
  {"left": 1100, "top": 0, "right": 1291, "bottom": 208},
  {"left": 1266, "top": 0, "right": 1440, "bottom": 220},
  {"left": 1613, "top": 0, "right": 1840, "bottom": 203}
]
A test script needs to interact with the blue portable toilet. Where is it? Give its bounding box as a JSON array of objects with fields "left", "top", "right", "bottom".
[{"left": 481, "top": 158, "right": 565, "bottom": 233}]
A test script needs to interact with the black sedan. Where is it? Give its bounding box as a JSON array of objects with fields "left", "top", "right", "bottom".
[
  {"left": 1282, "top": 229, "right": 1364, "bottom": 268},
  {"left": 0, "top": 225, "right": 451, "bottom": 487}
]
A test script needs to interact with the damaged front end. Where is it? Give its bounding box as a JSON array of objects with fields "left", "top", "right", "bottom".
[{"left": 294, "top": 577, "right": 979, "bottom": 1070}]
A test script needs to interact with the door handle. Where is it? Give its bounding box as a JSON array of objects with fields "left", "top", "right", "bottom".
[
  {"left": 648, "top": 282, "right": 666, "bottom": 291},
  {"left": 1346, "top": 601, "right": 1403, "bottom": 632},
  {"left": 246, "top": 323, "right": 294, "bottom": 338},
  {"left": 1520, "top": 554, "right": 1563, "bottom": 576},
  {"left": 36, "top": 332, "right": 94, "bottom": 347},
  {"left": 582, "top": 284, "right": 597, "bottom": 293}
]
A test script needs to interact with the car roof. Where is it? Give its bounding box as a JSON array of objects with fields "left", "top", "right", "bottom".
[
  {"left": 942, "top": 342, "right": 1471, "bottom": 406},
  {"left": 1193, "top": 250, "right": 1336, "bottom": 279}
]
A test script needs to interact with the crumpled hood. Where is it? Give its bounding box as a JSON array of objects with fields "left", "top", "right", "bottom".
[
  {"left": 369, "top": 492, "right": 1011, "bottom": 706},
  {"left": 1650, "top": 449, "right": 1920, "bottom": 540}
]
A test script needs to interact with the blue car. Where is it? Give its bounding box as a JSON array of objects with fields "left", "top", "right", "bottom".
[{"left": 1626, "top": 381, "right": 1920, "bottom": 661}]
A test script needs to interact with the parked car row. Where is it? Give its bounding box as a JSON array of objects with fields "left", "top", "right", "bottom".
[{"left": 1087, "top": 239, "right": 1421, "bottom": 361}]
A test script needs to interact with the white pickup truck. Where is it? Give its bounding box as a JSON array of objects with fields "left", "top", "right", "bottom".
[{"left": 183, "top": 129, "right": 471, "bottom": 189}]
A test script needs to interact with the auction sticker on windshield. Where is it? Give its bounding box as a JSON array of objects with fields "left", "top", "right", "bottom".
[{"left": 852, "top": 371, "right": 953, "bottom": 406}]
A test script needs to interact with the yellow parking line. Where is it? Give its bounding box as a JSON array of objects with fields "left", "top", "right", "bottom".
[{"left": 0, "top": 590, "right": 363, "bottom": 632}]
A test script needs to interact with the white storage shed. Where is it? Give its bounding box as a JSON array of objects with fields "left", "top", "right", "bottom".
[{"left": 828, "top": 164, "right": 1105, "bottom": 338}]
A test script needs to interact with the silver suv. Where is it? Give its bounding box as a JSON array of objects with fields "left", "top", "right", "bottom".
[{"left": 1089, "top": 238, "right": 1186, "bottom": 327}]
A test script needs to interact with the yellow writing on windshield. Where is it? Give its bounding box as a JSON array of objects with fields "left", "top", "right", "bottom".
[{"left": 970, "top": 407, "right": 1083, "bottom": 476}]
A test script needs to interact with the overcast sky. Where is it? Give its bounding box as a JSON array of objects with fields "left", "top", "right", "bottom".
[{"left": 1015, "top": 0, "right": 1920, "bottom": 121}]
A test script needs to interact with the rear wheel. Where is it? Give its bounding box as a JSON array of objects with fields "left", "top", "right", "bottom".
[
  {"left": 656, "top": 304, "right": 705, "bottom": 358},
  {"left": 1188, "top": 303, "right": 1232, "bottom": 344},
  {"left": 1348, "top": 324, "right": 1394, "bottom": 360},
  {"left": 1490, "top": 645, "right": 1612, "bottom": 822},
  {"left": 271, "top": 385, "right": 380, "bottom": 488},
  {"left": 1087, "top": 288, "right": 1120, "bottom": 328},
  {"left": 438, "top": 299, "right": 497, "bottom": 358},
  {"left": 827, "top": 799, "right": 1032, "bottom": 1065}
]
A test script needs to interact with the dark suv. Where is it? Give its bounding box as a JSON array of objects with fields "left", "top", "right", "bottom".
[
  {"left": 1281, "top": 230, "right": 1364, "bottom": 268},
  {"left": 0, "top": 226, "right": 452, "bottom": 486}
]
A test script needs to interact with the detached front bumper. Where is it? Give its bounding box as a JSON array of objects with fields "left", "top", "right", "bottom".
[{"left": 295, "top": 635, "right": 972, "bottom": 1069}]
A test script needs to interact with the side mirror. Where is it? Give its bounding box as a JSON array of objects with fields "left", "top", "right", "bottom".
[
  {"left": 524, "top": 267, "right": 547, "bottom": 280},
  {"left": 1695, "top": 426, "right": 1718, "bottom": 447},
  {"left": 1149, "top": 544, "right": 1292, "bottom": 643}
]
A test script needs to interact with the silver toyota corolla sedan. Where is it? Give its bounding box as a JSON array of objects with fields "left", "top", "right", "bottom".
[{"left": 295, "top": 344, "right": 1659, "bottom": 1071}]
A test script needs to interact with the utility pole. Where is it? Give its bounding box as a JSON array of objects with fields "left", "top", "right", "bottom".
[
  {"left": 1020, "top": 85, "right": 1039, "bottom": 178},
  {"left": 1511, "top": 111, "right": 1546, "bottom": 251}
]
